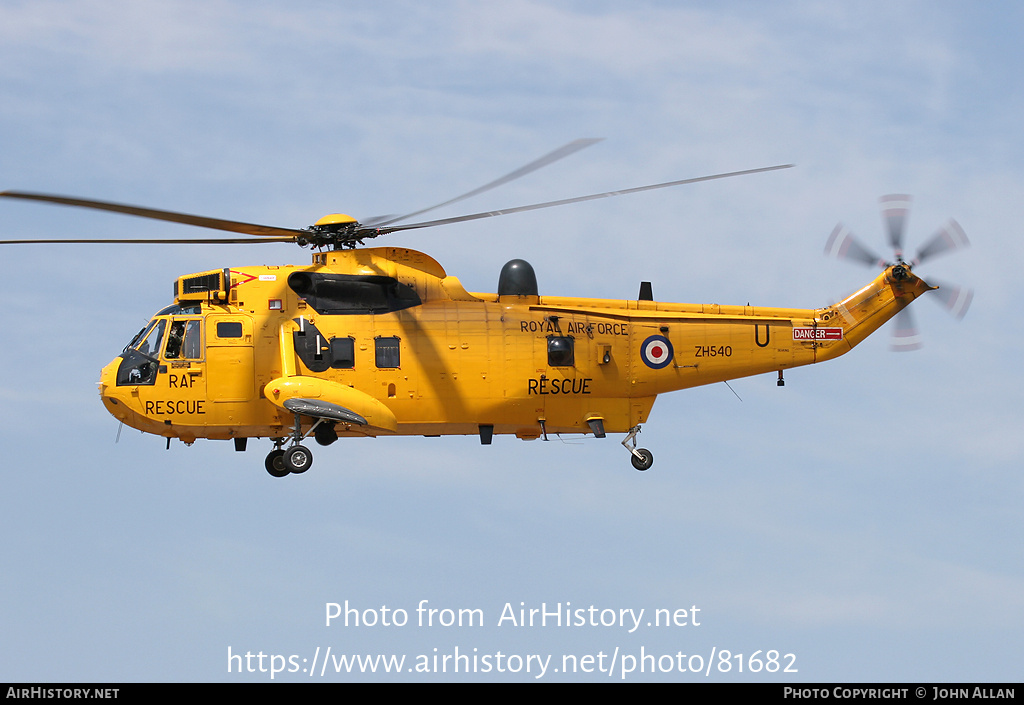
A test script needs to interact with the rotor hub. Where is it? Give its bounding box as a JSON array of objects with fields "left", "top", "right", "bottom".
[{"left": 305, "top": 214, "right": 381, "bottom": 250}]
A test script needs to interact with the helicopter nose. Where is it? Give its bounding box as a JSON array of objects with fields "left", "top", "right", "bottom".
[
  {"left": 98, "top": 358, "right": 127, "bottom": 419},
  {"left": 98, "top": 358, "right": 117, "bottom": 394}
]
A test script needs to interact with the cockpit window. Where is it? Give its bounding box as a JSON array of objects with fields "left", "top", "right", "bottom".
[
  {"left": 155, "top": 303, "right": 202, "bottom": 316},
  {"left": 182, "top": 320, "right": 202, "bottom": 359},
  {"left": 165, "top": 321, "right": 184, "bottom": 359},
  {"left": 117, "top": 315, "right": 205, "bottom": 386},
  {"left": 165, "top": 319, "right": 203, "bottom": 360},
  {"left": 116, "top": 319, "right": 166, "bottom": 386},
  {"left": 136, "top": 319, "right": 167, "bottom": 358}
]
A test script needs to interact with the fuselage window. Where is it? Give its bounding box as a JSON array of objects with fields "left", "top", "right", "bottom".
[
  {"left": 216, "top": 321, "right": 243, "bottom": 339},
  {"left": 375, "top": 336, "right": 401, "bottom": 369},
  {"left": 547, "top": 335, "right": 575, "bottom": 367},
  {"left": 331, "top": 337, "right": 355, "bottom": 369}
]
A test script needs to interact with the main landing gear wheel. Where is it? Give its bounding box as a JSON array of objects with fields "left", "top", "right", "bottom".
[
  {"left": 630, "top": 448, "right": 654, "bottom": 471},
  {"left": 621, "top": 425, "right": 655, "bottom": 471},
  {"left": 284, "top": 444, "right": 313, "bottom": 474},
  {"left": 265, "top": 449, "right": 288, "bottom": 478}
]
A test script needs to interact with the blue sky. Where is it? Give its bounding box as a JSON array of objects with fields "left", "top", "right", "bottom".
[{"left": 1, "top": 0, "right": 1021, "bottom": 682}]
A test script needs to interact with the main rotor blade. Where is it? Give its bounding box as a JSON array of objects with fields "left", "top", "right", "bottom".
[
  {"left": 359, "top": 213, "right": 400, "bottom": 227},
  {"left": 372, "top": 163, "right": 795, "bottom": 235},
  {"left": 0, "top": 236, "right": 296, "bottom": 245},
  {"left": 824, "top": 224, "right": 886, "bottom": 268},
  {"left": 0, "top": 191, "right": 304, "bottom": 238},
  {"left": 880, "top": 194, "right": 911, "bottom": 259},
  {"left": 913, "top": 219, "right": 969, "bottom": 265},
  {"left": 371, "top": 138, "right": 603, "bottom": 227}
]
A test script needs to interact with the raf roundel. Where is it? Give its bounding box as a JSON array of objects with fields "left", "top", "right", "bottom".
[{"left": 640, "top": 335, "right": 674, "bottom": 369}]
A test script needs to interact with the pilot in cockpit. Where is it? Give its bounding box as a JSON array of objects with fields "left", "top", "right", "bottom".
[{"left": 164, "top": 321, "right": 185, "bottom": 359}]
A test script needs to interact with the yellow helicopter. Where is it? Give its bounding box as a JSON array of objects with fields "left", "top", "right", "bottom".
[{"left": 0, "top": 141, "right": 971, "bottom": 476}]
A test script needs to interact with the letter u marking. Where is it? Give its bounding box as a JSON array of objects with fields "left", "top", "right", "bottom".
[{"left": 755, "top": 324, "right": 770, "bottom": 348}]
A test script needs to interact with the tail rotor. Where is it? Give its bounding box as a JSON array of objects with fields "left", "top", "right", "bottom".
[{"left": 824, "top": 194, "right": 973, "bottom": 350}]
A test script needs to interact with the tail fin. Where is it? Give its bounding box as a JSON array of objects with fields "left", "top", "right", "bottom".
[{"left": 816, "top": 265, "right": 934, "bottom": 361}]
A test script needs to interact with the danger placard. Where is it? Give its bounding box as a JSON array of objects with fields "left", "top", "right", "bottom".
[{"left": 792, "top": 327, "right": 843, "bottom": 341}]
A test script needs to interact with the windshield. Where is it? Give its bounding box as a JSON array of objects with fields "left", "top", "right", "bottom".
[
  {"left": 115, "top": 319, "right": 166, "bottom": 386},
  {"left": 116, "top": 314, "right": 205, "bottom": 386},
  {"left": 134, "top": 319, "right": 167, "bottom": 359}
]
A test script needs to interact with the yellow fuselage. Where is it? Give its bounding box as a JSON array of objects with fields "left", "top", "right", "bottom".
[{"left": 98, "top": 247, "right": 931, "bottom": 444}]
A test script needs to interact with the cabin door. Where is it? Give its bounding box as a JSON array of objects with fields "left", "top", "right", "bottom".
[{"left": 205, "top": 314, "right": 255, "bottom": 402}]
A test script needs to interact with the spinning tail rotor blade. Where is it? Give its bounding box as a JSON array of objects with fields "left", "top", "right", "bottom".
[
  {"left": 928, "top": 278, "right": 974, "bottom": 319},
  {"left": 880, "top": 194, "right": 911, "bottom": 260},
  {"left": 913, "top": 219, "right": 969, "bottom": 265},
  {"left": 826, "top": 194, "right": 973, "bottom": 353},
  {"left": 824, "top": 224, "right": 886, "bottom": 267},
  {"left": 890, "top": 307, "right": 923, "bottom": 352}
]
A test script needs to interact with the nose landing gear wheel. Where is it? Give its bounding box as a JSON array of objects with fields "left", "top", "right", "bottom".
[
  {"left": 265, "top": 449, "right": 288, "bottom": 478},
  {"left": 630, "top": 448, "right": 654, "bottom": 471},
  {"left": 284, "top": 444, "right": 313, "bottom": 474}
]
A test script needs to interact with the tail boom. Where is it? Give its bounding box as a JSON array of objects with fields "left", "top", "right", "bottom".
[
  {"left": 814, "top": 264, "right": 934, "bottom": 362},
  {"left": 626, "top": 264, "right": 935, "bottom": 398}
]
